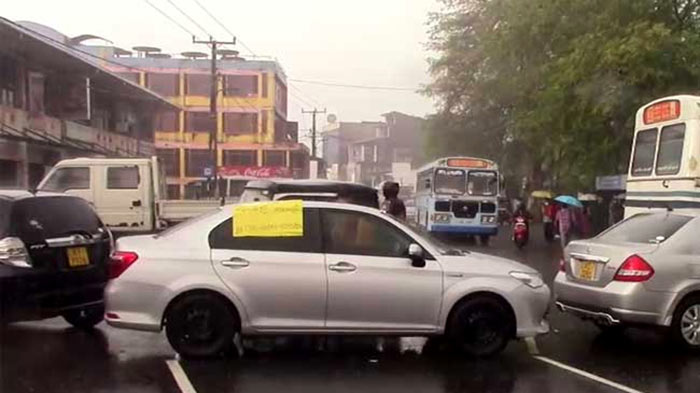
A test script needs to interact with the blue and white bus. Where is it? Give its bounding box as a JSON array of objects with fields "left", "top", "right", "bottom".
[{"left": 415, "top": 157, "right": 500, "bottom": 242}]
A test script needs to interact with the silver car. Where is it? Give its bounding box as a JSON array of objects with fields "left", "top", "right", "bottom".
[
  {"left": 554, "top": 212, "right": 700, "bottom": 349},
  {"left": 105, "top": 201, "right": 550, "bottom": 358}
]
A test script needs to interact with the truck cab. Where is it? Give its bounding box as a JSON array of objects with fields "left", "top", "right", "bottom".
[{"left": 38, "top": 157, "right": 166, "bottom": 233}]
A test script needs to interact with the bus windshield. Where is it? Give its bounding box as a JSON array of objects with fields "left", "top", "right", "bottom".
[
  {"left": 656, "top": 124, "right": 685, "bottom": 175},
  {"left": 434, "top": 168, "right": 465, "bottom": 194},
  {"left": 468, "top": 171, "right": 498, "bottom": 196},
  {"left": 631, "top": 129, "right": 657, "bottom": 176}
]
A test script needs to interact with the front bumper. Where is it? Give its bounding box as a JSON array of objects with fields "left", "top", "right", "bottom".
[
  {"left": 553, "top": 271, "right": 674, "bottom": 326},
  {"left": 430, "top": 224, "right": 498, "bottom": 236},
  {"left": 511, "top": 283, "right": 551, "bottom": 338}
]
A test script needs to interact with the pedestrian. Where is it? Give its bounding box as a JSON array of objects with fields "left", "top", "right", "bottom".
[
  {"left": 555, "top": 203, "right": 577, "bottom": 250},
  {"left": 580, "top": 206, "right": 592, "bottom": 238},
  {"left": 381, "top": 181, "right": 406, "bottom": 220}
]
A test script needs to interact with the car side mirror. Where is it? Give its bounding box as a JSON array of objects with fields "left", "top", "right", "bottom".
[{"left": 408, "top": 243, "right": 426, "bottom": 268}]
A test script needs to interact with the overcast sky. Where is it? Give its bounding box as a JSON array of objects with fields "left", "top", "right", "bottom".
[{"left": 4, "top": 0, "right": 439, "bottom": 139}]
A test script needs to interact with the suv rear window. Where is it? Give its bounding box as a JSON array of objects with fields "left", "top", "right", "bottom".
[
  {"left": 597, "top": 213, "right": 692, "bottom": 243},
  {"left": 10, "top": 196, "right": 103, "bottom": 243}
]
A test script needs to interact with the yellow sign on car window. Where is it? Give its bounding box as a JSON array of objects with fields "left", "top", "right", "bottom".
[{"left": 233, "top": 200, "right": 304, "bottom": 237}]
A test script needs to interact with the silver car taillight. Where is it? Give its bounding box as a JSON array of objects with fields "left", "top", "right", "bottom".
[{"left": 0, "top": 237, "right": 32, "bottom": 267}]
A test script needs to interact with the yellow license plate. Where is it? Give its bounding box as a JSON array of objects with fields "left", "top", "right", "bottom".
[
  {"left": 578, "top": 261, "right": 596, "bottom": 280},
  {"left": 67, "top": 247, "right": 89, "bottom": 267}
]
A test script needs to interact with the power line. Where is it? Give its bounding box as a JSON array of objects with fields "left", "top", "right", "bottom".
[
  {"left": 142, "top": 0, "right": 197, "bottom": 37},
  {"left": 289, "top": 78, "right": 419, "bottom": 91},
  {"left": 164, "top": 0, "right": 212, "bottom": 38},
  {"left": 289, "top": 82, "right": 324, "bottom": 108},
  {"left": 190, "top": 0, "right": 256, "bottom": 56}
]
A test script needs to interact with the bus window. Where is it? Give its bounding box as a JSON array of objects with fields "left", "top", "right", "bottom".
[
  {"left": 468, "top": 171, "right": 498, "bottom": 196},
  {"left": 631, "top": 129, "right": 658, "bottom": 176},
  {"left": 434, "top": 168, "right": 465, "bottom": 194},
  {"left": 656, "top": 124, "right": 685, "bottom": 176}
]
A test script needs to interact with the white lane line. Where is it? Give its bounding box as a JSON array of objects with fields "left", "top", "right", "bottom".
[
  {"left": 524, "top": 337, "right": 540, "bottom": 355},
  {"left": 166, "top": 359, "right": 198, "bottom": 393},
  {"left": 534, "top": 355, "right": 647, "bottom": 393}
]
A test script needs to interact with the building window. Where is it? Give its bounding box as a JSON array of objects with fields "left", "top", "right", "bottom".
[
  {"left": 351, "top": 145, "right": 362, "bottom": 162},
  {"left": 156, "top": 110, "right": 179, "bottom": 131},
  {"left": 275, "top": 78, "right": 288, "bottom": 115},
  {"left": 363, "top": 144, "right": 373, "bottom": 162},
  {"left": 0, "top": 56, "right": 19, "bottom": 108},
  {"left": 147, "top": 73, "right": 179, "bottom": 96},
  {"left": 393, "top": 147, "right": 412, "bottom": 163},
  {"left": 0, "top": 159, "right": 18, "bottom": 187},
  {"left": 185, "top": 149, "right": 213, "bottom": 177},
  {"left": 185, "top": 112, "right": 215, "bottom": 133},
  {"left": 186, "top": 74, "right": 211, "bottom": 96},
  {"left": 117, "top": 72, "right": 140, "bottom": 84},
  {"left": 263, "top": 151, "right": 285, "bottom": 167},
  {"left": 157, "top": 148, "right": 180, "bottom": 177},
  {"left": 224, "top": 75, "right": 258, "bottom": 97},
  {"left": 223, "top": 150, "right": 256, "bottom": 166},
  {"left": 261, "top": 73, "right": 268, "bottom": 98},
  {"left": 223, "top": 112, "right": 257, "bottom": 135},
  {"left": 107, "top": 167, "right": 140, "bottom": 189}
]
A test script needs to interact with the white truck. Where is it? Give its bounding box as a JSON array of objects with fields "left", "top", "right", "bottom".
[{"left": 37, "top": 157, "right": 221, "bottom": 233}]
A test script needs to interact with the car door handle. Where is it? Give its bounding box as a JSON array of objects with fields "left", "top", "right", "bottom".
[
  {"left": 221, "top": 257, "right": 250, "bottom": 268},
  {"left": 329, "top": 262, "right": 357, "bottom": 272},
  {"left": 131, "top": 200, "right": 142, "bottom": 207}
]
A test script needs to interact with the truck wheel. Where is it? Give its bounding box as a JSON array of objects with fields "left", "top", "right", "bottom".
[
  {"left": 671, "top": 295, "right": 700, "bottom": 351},
  {"left": 63, "top": 304, "right": 104, "bottom": 330},
  {"left": 448, "top": 296, "right": 512, "bottom": 357},
  {"left": 479, "top": 235, "right": 490, "bottom": 246},
  {"left": 166, "top": 293, "right": 237, "bottom": 358}
]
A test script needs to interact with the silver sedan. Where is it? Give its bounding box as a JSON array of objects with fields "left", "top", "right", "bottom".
[
  {"left": 105, "top": 201, "right": 550, "bottom": 358},
  {"left": 554, "top": 212, "right": 700, "bottom": 349}
]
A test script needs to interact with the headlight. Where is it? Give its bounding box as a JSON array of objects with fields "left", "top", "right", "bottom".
[
  {"left": 481, "top": 215, "right": 496, "bottom": 223},
  {"left": 432, "top": 213, "right": 451, "bottom": 223},
  {"left": 509, "top": 271, "right": 544, "bottom": 288}
]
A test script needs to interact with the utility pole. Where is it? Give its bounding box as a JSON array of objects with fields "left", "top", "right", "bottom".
[
  {"left": 302, "top": 108, "right": 326, "bottom": 158},
  {"left": 193, "top": 36, "right": 236, "bottom": 197}
]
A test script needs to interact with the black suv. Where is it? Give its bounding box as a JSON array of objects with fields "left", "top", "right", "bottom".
[{"left": 0, "top": 191, "right": 112, "bottom": 329}]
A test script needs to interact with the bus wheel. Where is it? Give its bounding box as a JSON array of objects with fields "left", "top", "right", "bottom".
[{"left": 479, "top": 235, "right": 490, "bottom": 246}]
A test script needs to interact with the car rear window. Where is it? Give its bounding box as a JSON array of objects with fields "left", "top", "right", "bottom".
[
  {"left": 10, "top": 197, "right": 103, "bottom": 243},
  {"left": 597, "top": 213, "right": 692, "bottom": 243}
]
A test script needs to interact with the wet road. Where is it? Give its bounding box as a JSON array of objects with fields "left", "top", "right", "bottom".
[{"left": 1, "top": 225, "right": 698, "bottom": 393}]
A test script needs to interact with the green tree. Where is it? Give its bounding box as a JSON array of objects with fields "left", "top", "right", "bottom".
[{"left": 425, "top": 0, "right": 700, "bottom": 193}]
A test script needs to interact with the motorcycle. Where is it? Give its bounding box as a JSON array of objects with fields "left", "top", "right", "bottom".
[{"left": 513, "top": 216, "right": 529, "bottom": 249}]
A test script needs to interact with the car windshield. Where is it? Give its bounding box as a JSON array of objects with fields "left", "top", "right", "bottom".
[{"left": 597, "top": 213, "right": 692, "bottom": 243}]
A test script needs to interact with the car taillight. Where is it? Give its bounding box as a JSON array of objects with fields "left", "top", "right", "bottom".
[
  {"left": 614, "top": 255, "right": 654, "bottom": 282},
  {"left": 109, "top": 251, "right": 138, "bottom": 279},
  {"left": 0, "top": 237, "right": 32, "bottom": 267}
]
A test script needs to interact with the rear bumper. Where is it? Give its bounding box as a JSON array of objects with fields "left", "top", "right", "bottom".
[
  {"left": 430, "top": 225, "right": 498, "bottom": 236},
  {"left": 553, "top": 272, "right": 673, "bottom": 326}
]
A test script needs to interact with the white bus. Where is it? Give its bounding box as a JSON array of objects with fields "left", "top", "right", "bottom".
[
  {"left": 625, "top": 95, "right": 700, "bottom": 217},
  {"left": 415, "top": 157, "right": 500, "bottom": 243}
]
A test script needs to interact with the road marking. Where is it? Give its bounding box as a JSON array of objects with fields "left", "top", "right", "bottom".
[
  {"left": 524, "top": 337, "right": 540, "bottom": 355},
  {"left": 166, "top": 359, "right": 198, "bottom": 393},
  {"left": 534, "top": 355, "right": 647, "bottom": 393}
]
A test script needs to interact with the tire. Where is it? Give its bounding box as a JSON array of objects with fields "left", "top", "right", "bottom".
[
  {"left": 670, "top": 295, "right": 700, "bottom": 351},
  {"left": 448, "top": 296, "right": 513, "bottom": 357},
  {"left": 165, "top": 293, "right": 237, "bottom": 358},
  {"left": 62, "top": 304, "right": 104, "bottom": 330},
  {"left": 479, "top": 235, "right": 490, "bottom": 246}
]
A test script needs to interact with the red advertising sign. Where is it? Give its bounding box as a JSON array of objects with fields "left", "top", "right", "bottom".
[{"left": 218, "top": 166, "right": 292, "bottom": 178}]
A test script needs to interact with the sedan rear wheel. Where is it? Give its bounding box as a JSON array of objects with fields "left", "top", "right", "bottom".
[
  {"left": 671, "top": 296, "right": 700, "bottom": 351},
  {"left": 449, "top": 297, "right": 512, "bottom": 357},
  {"left": 165, "top": 293, "right": 237, "bottom": 358},
  {"left": 62, "top": 304, "right": 104, "bottom": 330}
]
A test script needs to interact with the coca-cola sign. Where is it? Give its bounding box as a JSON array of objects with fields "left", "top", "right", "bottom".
[{"left": 218, "top": 166, "right": 292, "bottom": 178}]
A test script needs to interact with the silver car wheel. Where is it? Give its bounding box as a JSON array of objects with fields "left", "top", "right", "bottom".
[{"left": 680, "top": 304, "right": 700, "bottom": 346}]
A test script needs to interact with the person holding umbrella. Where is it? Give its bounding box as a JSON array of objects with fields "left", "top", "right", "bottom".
[{"left": 554, "top": 195, "right": 582, "bottom": 250}]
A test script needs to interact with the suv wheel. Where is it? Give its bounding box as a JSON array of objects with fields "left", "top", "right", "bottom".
[
  {"left": 448, "top": 296, "right": 512, "bottom": 357},
  {"left": 165, "top": 293, "right": 237, "bottom": 358},
  {"left": 671, "top": 295, "right": 700, "bottom": 351},
  {"left": 63, "top": 304, "right": 104, "bottom": 330}
]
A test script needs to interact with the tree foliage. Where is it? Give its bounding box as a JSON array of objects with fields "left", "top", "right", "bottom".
[{"left": 425, "top": 0, "right": 700, "bottom": 192}]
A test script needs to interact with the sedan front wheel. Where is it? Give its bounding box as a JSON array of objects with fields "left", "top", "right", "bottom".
[{"left": 448, "top": 296, "right": 513, "bottom": 357}]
